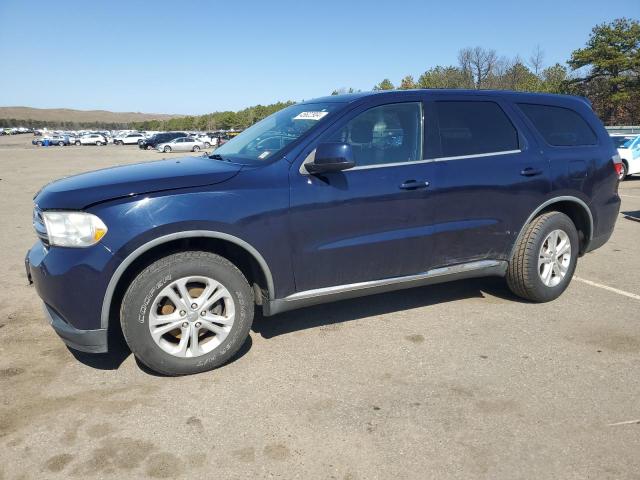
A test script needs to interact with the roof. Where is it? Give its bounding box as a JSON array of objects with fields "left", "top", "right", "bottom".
[{"left": 301, "top": 89, "right": 589, "bottom": 106}]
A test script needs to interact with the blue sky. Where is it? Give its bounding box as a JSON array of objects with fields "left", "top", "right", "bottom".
[{"left": 0, "top": 0, "right": 637, "bottom": 114}]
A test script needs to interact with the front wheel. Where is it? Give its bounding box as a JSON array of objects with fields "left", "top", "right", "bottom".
[
  {"left": 204, "top": 142, "right": 211, "bottom": 148},
  {"left": 163, "top": 146, "right": 171, "bottom": 153},
  {"left": 96, "top": 141, "right": 103, "bottom": 146},
  {"left": 58, "top": 141, "right": 65, "bottom": 146},
  {"left": 506, "top": 211, "right": 578, "bottom": 303},
  {"left": 75, "top": 140, "right": 81, "bottom": 146},
  {"left": 192, "top": 145, "right": 200, "bottom": 152},
  {"left": 120, "top": 251, "right": 254, "bottom": 376}
]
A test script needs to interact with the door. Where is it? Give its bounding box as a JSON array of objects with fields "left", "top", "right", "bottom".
[
  {"left": 289, "top": 100, "right": 439, "bottom": 292},
  {"left": 425, "top": 98, "right": 550, "bottom": 267}
]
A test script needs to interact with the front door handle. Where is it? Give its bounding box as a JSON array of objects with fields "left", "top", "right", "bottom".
[
  {"left": 399, "top": 180, "right": 429, "bottom": 190},
  {"left": 520, "top": 167, "right": 543, "bottom": 177}
]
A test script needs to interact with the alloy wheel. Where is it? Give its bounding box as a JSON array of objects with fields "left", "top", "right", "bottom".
[
  {"left": 538, "top": 229, "right": 571, "bottom": 287},
  {"left": 148, "top": 275, "right": 235, "bottom": 358}
]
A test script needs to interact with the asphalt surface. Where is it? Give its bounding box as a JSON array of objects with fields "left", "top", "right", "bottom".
[{"left": 0, "top": 135, "right": 638, "bottom": 479}]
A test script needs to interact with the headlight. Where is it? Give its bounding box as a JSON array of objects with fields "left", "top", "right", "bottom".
[{"left": 42, "top": 211, "right": 108, "bottom": 247}]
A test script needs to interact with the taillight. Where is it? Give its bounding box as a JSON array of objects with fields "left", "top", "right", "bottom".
[{"left": 613, "top": 162, "right": 623, "bottom": 176}]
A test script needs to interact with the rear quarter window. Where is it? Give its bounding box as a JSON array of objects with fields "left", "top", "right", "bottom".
[{"left": 517, "top": 103, "right": 597, "bottom": 147}]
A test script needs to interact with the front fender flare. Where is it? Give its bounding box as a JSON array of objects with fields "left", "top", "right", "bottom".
[{"left": 100, "top": 230, "right": 275, "bottom": 329}]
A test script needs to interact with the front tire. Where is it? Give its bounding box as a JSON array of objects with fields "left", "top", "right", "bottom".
[
  {"left": 506, "top": 211, "right": 578, "bottom": 303},
  {"left": 120, "top": 251, "right": 254, "bottom": 376},
  {"left": 75, "top": 140, "right": 81, "bottom": 146},
  {"left": 163, "top": 146, "right": 171, "bottom": 153},
  {"left": 192, "top": 145, "right": 200, "bottom": 152}
]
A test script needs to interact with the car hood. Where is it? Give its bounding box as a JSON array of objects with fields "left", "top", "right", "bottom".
[{"left": 35, "top": 155, "right": 242, "bottom": 210}]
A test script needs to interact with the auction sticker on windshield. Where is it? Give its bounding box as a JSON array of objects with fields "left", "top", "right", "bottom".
[{"left": 293, "top": 111, "right": 329, "bottom": 121}]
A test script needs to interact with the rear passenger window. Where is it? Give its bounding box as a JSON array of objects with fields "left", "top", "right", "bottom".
[
  {"left": 517, "top": 103, "right": 597, "bottom": 146},
  {"left": 434, "top": 101, "right": 519, "bottom": 157}
]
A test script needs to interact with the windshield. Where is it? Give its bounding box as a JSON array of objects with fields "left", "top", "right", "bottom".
[
  {"left": 211, "top": 102, "right": 343, "bottom": 163},
  {"left": 622, "top": 136, "right": 639, "bottom": 149}
]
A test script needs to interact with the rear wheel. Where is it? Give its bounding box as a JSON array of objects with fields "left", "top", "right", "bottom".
[
  {"left": 204, "top": 142, "right": 211, "bottom": 148},
  {"left": 164, "top": 146, "right": 171, "bottom": 153},
  {"left": 192, "top": 145, "right": 200, "bottom": 152},
  {"left": 147, "top": 145, "right": 153, "bottom": 150},
  {"left": 36, "top": 141, "right": 42, "bottom": 146},
  {"left": 75, "top": 140, "right": 81, "bottom": 146},
  {"left": 120, "top": 251, "right": 254, "bottom": 375},
  {"left": 58, "top": 141, "right": 65, "bottom": 146},
  {"left": 506, "top": 211, "right": 578, "bottom": 302},
  {"left": 96, "top": 141, "right": 103, "bottom": 146}
]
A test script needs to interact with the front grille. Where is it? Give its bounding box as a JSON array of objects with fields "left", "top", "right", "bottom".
[{"left": 33, "top": 206, "right": 50, "bottom": 247}]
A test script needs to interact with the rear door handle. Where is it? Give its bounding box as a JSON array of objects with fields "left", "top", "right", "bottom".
[
  {"left": 520, "top": 167, "right": 543, "bottom": 177},
  {"left": 399, "top": 180, "right": 429, "bottom": 190}
]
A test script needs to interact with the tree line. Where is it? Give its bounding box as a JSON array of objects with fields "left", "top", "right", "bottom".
[{"left": 338, "top": 18, "right": 640, "bottom": 125}]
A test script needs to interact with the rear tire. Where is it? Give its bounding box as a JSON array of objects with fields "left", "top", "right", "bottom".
[
  {"left": 164, "top": 146, "right": 171, "bottom": 153},
  {"left": 506, "top": 211, "right": 578, "bottom": 303},
  {"left": 58, "top": 141, "right": 65, "bottom": 146},
  {"left": 75, "top": 140, "right": 81, "bottom": 146},
  {"left": 204, "top": 142, "right": 211, "bottom": 148},
  {"left": 121, "top": 251, "right": 254, "bottom": 376},
  {"left": 193, "top": 145, "right": 200, "bottom": 152}
]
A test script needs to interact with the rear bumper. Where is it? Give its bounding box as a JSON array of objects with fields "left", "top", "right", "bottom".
[{"left": 43, "top": 303, "right": 107, "bottom": 353}]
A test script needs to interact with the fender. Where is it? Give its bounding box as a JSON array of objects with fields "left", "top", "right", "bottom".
[
  {"left": 100, "top": 230, "right": 275, "bottom": 328},
  {"left": 509, "top": 196, "right": 594, "bottom": 259}
]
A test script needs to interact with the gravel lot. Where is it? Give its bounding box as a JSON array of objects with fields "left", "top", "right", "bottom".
[{"left": 0, "top": 134, "right": 638, "bottom": 480}]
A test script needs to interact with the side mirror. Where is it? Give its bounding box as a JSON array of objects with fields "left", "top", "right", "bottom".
[{"left": 306, "top": 143, "right": 355, "bottom": 174}]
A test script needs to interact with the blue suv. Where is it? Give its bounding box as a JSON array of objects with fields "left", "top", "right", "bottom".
[{"left": 26, "top": 90, "right": 621, "bottom": 375}]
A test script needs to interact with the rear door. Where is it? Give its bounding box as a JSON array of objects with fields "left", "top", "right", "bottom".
[
  {"left": 426, "top": 96, "right": 550, "bottom": 266},
  {"left": 289, "top": 98, "right": 440, "bottom": 292}
]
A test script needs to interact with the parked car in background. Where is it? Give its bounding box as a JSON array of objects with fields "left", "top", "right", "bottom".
[
  {"left": 156, "top": 136, "right": 204, "bottom": 153},
  {"left": 194, "top": 133, "right": 218, "bottom": 148},
  {"left": 114, "top": 132, "right": 145, "bottom": 145},
  {"left": 138, "top": 132, "right": 187, "bottom": 150},
  {"left": 26, "top": 90, "right": 621, "bottom": 376},
  {"left": 32, "top": 135, "right": 70, "bottom": 146},
  {"left": 614, "top": 134, "right": 640, "bottom": 180},
  {"left": 77, "top": 134, "right": 107, "bottom": 146}
]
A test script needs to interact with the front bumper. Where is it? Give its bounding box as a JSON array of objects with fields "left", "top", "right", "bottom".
[
  {"left": 43, "top": 303, "right": 107, "bottom": 353},
  {"left": 26, "top": 241, "right": 115, "bottom": 353}
]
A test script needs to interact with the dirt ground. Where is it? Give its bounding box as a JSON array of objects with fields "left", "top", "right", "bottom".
[{"left": 0, "top": 134, "right": 639, "bottom": 480}]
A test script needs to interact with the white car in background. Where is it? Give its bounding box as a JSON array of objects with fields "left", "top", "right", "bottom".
[
  {"left": 114, "top": 132, "right": 145, "bottom": 145},
  {"left": 156, "top": 136, "right": 204, "bottom": 153},
  {"left": 194, "top": 134, "right": 218, "bottom": 148},
  {"left": 77, "top": 134, "right": 107, "bottom": 146},
  {"left": 613, "top": 134, "right": 640, "bottom": 180}
]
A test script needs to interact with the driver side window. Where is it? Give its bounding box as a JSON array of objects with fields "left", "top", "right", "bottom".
[{"left": 323, "top": 102, "right": 423, "bottom": 167}]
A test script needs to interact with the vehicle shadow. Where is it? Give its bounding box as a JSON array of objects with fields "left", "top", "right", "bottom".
[
  {"left": 622, "top": 210, "right": 640, "bottom": 222},
  {"left": 252, "top": 276, "right": 520, "bottom": 339}
]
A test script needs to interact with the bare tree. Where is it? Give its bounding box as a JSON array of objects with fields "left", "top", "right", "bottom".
[
  {"left": 528, "top": 44, "right": 545, "bottom": 76},
  {"left": 459, "top": 46, "right": 498, "bottom": 89}
]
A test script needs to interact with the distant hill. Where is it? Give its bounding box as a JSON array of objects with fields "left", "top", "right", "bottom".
[{"left": 0, "top": 106, "right": 183, "bottom": 124}]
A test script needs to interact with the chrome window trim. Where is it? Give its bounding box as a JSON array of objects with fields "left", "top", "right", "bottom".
[{"left": 301, "top": 149, "right": 522, "bottom": 174}]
